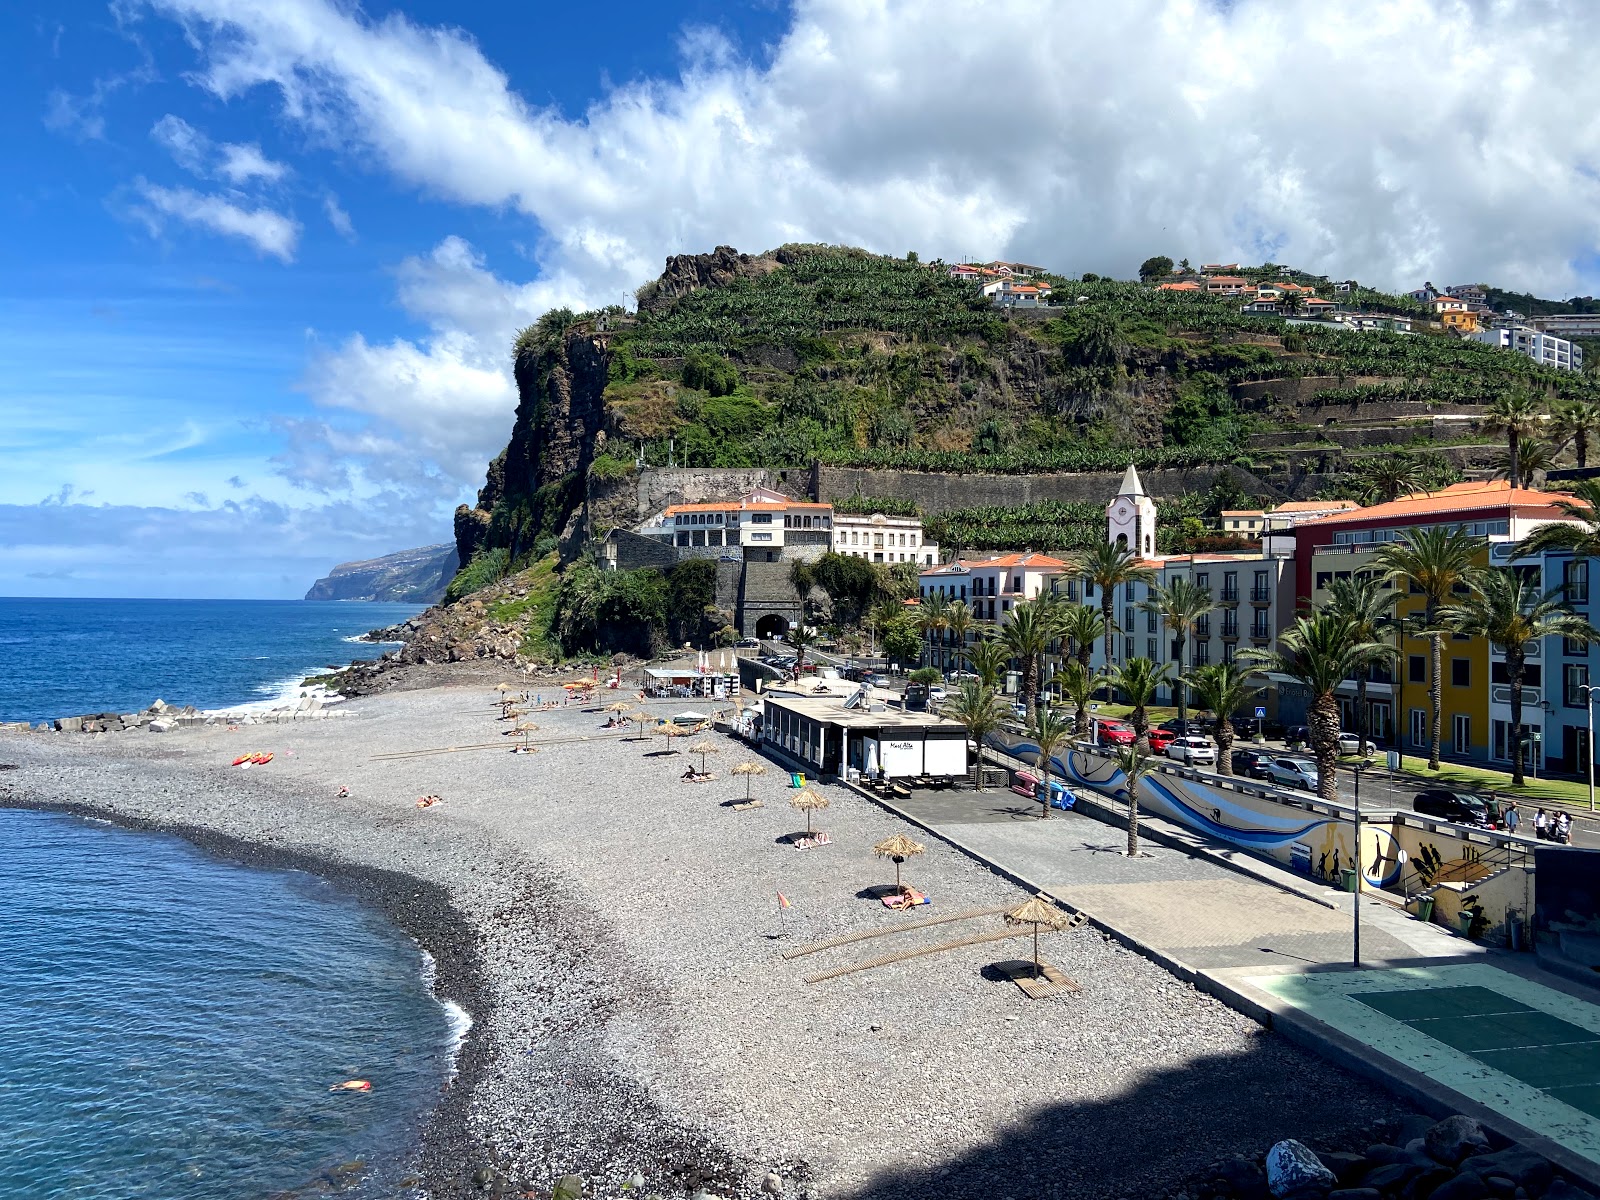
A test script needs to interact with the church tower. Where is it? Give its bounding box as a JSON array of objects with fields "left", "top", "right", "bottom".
[{"left": 1107, "top": 464, "right": 1157, "bottom": 557}]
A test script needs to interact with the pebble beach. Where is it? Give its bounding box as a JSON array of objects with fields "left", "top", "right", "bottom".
[{"left": 0, "top": 675, "right": 1410, "bottom": 1199}]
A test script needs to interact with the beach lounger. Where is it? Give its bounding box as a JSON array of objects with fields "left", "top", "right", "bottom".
[
  {"left": 731, "top": 799, "right": 764, "bottom": 811},
  {"left": 890, "top": 783, "right": 912, "bottom": 799}
]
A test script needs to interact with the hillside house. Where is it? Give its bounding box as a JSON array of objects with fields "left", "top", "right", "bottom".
[
  {"left": 1157, "top": 280, "right": 1202, "bottom": 292},
  {"left": 983, "top": 279, "right": 1050, "bottom": 308},
  {"left": 1431, "top": 295, "right": 1480, "bottom": 333},
  {"left": 1221, "top": 509, "right": 1267, "bottom": 535},
  {"left": 985, "top": 260, "right": 1047, "bottom": 278},
  {"left": 1475, "top": 325, "right": 1583, "bottom": 372},
  {"left": 1337, "top": 313, "right": 1414, "bottom": 334},
  {"left": 1204, "top": 275, "right": 1253, "bottom": 296},
  {"left": 638, "top": 487, "right": 834, "bottom": 562},
  {"left": 833, "top": 511, "right": 938, "bottom": 565}
]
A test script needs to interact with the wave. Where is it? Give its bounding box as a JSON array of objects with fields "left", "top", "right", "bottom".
[
  {"left": 420, "top": 948, "right": 473, "bottom": 1080},
  {"left": 203, "top": 673, "right": 346, "bottom": 716}
]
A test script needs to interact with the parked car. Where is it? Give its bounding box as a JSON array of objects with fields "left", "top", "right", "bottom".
[
  {"left": 1158, "top": 718, "right": 1208, "bottom": 736},
  {"left": 1264, "top": 757, "right": 1320, "bottom": 792},
  {"left": 734, "top": 637, "right": 761, "bottom": 649},
  {"left": 868, "top": 674, "right": 892, "bottom": 688},
  {"left": 1412, "top": 789, "right": 1492, "bottom": 827},
  {"left": 928, "top": 685, "right": 947, "bottom": 703},
  {"left": 1336, "top": 732, "right": 1379, "bottom": 755},
  {"left": 948, "top": 670, "right": 980, "bottom": 682},
  {"left": 1095, "top": 719, "right": 1136, "bottom": 746},
  {"left": 1232, "top": 716, "right": 1284, "bottom": 740},
  {"left": 1167, "top": 736, "right": 1216, "bottom": 766},
  {"left": 1010, "top": 702, "right": 1029, "bottom": 721},
  {"left": 1231, "top": 748, "right": 1275, "bottom": 779},
  {"left": 1146, "top": 728, "right": 1178, "bottom": 753},
  {"left": 1284, "top": 725, "right": 1312, "bottom": 750}
]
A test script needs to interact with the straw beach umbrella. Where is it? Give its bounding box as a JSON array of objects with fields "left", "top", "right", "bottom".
[
  {"left": 1004, "top": 895, "right": 1073, "bottom": 978},
  {"left": 657, "top": 721, "right": 687, "bottom": 753},
  {"left": 873, "top": 833, "right": 926, "bottom": 893},
  {"left": 688, "top": 741, "right": 719, "bottom": 773},
  {"left": 732, "top": 760, "right": 768, "bottom": 799},
  {"left": 509, "top": 721, "right": 539, "bottom": 751},
  {"left": 789, "top": 787, "right": 830, "bottom": 834}
]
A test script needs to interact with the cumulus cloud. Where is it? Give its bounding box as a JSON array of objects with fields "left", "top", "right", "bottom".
[
  {"left": 322, "top": 191, "right": 355, "bottom": 238},
  {"left": 151, "top": 113, "right": 290, "bottom": 182},
  {"left": 140, "top": 0, "right": 1600, "bottom": 296},
  {"left": 130, "top": 178, "right": 300, "bottom": 261}
]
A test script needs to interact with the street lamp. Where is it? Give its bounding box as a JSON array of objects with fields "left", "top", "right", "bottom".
[
  {"left": 1351, "top": 760, "right": 1366, "bottom": 967},
  {"left": 1578, "top": 683, "right": 1600, "bottom": 813}
]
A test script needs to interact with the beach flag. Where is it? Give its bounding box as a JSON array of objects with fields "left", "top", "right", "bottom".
[{"left": 777, "top": 892, "right": 792, "bottom": 909}]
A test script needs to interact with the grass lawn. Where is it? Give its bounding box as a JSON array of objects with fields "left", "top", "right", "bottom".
[
  {"left": 1395, "top": 754, "right": 1596, "bottom": 809},
  {"left": 1089, "top": 703, "right": 1180, "bottom": 723}
]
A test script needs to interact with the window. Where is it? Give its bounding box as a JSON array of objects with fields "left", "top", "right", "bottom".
[
  {"left": 1252, "top": 571, "right": 1271, "bottom": 602},
  {"left": 1566, "top": 636, "right": 1587, "bottom": 657},
  {"left": 1316, "top": 572, "right": 1332, "bottom": 591},
  {"left": 751, "top": 512, "right": 772, "bottom": 524},
  {"left": 1222, "top": 572, "right": 1238, "bottom": 601},
  {"left": 1146, "top": 610, "right": 1157, "bottom": 633},
  {"left": 1170, "top": 638, "right": 1182, "bottom": 662},
  {"left": 1491, "top": 662, "right": 1542, "bottom": 686},
  {"left": 1124, "top": 607, "right": 1134, "bottom": 632},
  {"left": 1450, "top": 659, "right": 1470, "bottom": 688},
  {"left": 1196, "top": 572, "right": 1209, "bottom": 591},
  {"left": 1251, "top": 615, "right": 1270, "bottom": 638},
  {"left": 1222, "top": 642, "right": 1235, "bottom": 664},
  {"left": 1196, "top": 615, "right": 1210, "bottom": 637},
  {"left": 750, "top": 531, "right": 772, "bottom": 542},
  {"left": 1195, "top": 642, "right": 1211, "bottom": 666},
  {"left": 1408, "top": 655, "right": 1427, "bottom": 684},
  {"left": 1566, "top": 560, "right": 1590, "bottom": 605},
  {"left": 1148, "top": 638, "right": 1158, "bottom": 659},
  {"left": 1566, "top": 663, "right": 1591, "bottom": 708}
]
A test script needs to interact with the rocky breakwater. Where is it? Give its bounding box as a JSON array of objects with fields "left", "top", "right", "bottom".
[
  {"left": 19, "top": 694, "right": 351, "bottom": 736},
  {"left": 1156, "top": 1115, "right": 1594, "bottom": 1200}
]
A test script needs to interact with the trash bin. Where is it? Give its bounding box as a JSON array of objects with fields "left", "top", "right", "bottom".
[
  {"left": 1413, "top": 896, "right": 1435, "bottom": 923},
  {"left": 1341, "top": 868, "right": 1357, "bottom": 893}
]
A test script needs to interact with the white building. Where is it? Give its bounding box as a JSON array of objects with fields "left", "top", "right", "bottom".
[
  {"left": 638, "top": 487, "right": 834, "bottom": 562},
  {"left": 1107, "top": 464, "right": 1158, "bottom": 558},
  {"left": 1475, "top": 325, "right": 1584, "bottom": 372},
  {"left": 1531, "top": 314, "right": 1600, "bottom": 339},
  {"left": 982, "top": 279, "right": 1051, "bottom": 308},
  {"left": 832, "top": 511, "right": 938, "bottom": 565}
]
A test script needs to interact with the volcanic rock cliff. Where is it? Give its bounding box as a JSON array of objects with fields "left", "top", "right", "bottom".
[{"left": 305, "top": 543, "right": 459, "bottom": 602}]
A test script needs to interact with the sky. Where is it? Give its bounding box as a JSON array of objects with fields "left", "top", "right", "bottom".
[{"left": 6, "top": 1, "right": 1600, "bottom": 599}]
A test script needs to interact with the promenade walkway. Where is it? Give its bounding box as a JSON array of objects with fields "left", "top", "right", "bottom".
[{"left": 885, "top": 783, "right": 1600, "bottom": 1187}]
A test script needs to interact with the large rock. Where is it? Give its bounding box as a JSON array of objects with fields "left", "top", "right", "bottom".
[
  {"left": 304, "top": 543, "right": 458, "bottom": 602},
  {"left": 1424, "top": 1117, "right": 1491, "bottom": 1166},
  {"left": 1459, "top": 1148, "right": 1552, "bottom": 1192},
  {"left": 1426, "top": 1173, "right": 1490, "bottom": 1200},
  {"left": 1216, "top": 1156, "right": 1271, "bottom": 1200},
  {"left": 1267, "top": 1140, "right": 1337, "bottom": 1198}
]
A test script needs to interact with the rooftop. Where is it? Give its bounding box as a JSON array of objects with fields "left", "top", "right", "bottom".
[
  {"left": 1298, "top": 480, "right": 1582, "bottom": 528},
  {"left": 761, "top": 692, "right": 967, "bottom": 731}
]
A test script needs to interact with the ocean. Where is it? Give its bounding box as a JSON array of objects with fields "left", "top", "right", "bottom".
[
  {"left": 0, "top": 598, "right": 457, "bottom": 1196},
  {"left": 0, "top": 809, "right": 464, "bottom": 1199},
  {"left": 0, "top": 598, "right": 425, "bottom": 724}
]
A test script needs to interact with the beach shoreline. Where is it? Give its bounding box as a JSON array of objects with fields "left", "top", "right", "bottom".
[{"left": 0, "top": 675, "right": 1412, "bottom": 1200}]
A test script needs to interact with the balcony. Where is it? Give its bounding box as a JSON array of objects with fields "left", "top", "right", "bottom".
[
  {"left": 1250, "top": 626, "right": 1272, "bottom": 642},
  {"left": 1250, "top": 588, "right": 1273, "bottom": 605},
  {"left": 1220, "top": 588, "right": 1240, "bottom": 604},
  {"left": 1221, "top": 624, "right": 1240, "bottom": 641}
]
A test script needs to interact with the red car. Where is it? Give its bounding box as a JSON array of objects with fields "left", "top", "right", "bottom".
[
  {"left": 1095, "top": 719, "right": 1136, "bottom": 746},
  {"left": 1146, "top": 728, "right": 1177, "bottom": 753}
]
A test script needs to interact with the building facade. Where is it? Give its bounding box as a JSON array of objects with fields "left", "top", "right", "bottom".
[
  {"left": 639, "top": 486, "right": 834, "bottom": 562},
  {"left": 832, "top": 511, "right": 938, "bottom": 565},
  {"left": 1474, "top": 325, "right": 1583, "bottom": 372}
]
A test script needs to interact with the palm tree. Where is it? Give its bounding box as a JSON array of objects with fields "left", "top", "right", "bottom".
[
  {"left": 1375, "top": 527, "right": 1483, "bottom": 769},
  {"left": 1079, "top": 542, "right": 1156, "bottom": 667},
  {"left": 1058, "top": 603, "right": 1106, "bottom": 671},
  {"left": 1183, "top": 662, "right": 1257, "bottom": 775},
  {"left": 1351, "top": 454, "right": 1431, "bottom": 505},
  {"left": 1051, "top": 661, "right": 1101, "bottom": 744},
  {"left": 1112, "top": 745, "right": 1156, "bottom": 857},
  {"left": 1551, "top": 397, "right": 1600, "bottom": 469},
  {"left": 946, "top": 680, "right": 1008, "bottom": 791},
  {"left": 1105, "top": 656, "right": 1171, "bottom": 751},
  {"left": 865, "top": 600, "right": 900, "bottom": 659},
  {"left": 1482, "top": 390, "right": 1544, "bottom": 489},
  {"left": 963, "top": 634, "right": 1009, "bottom": 690},
  {"left": 1141, "top": 578, "right": 1213, "bottom": 726},
  {"left": 1320, "top": 575, "right": 1400, "bottom": 747},
  {"left": 945, "top": 600, "right": 972, "bottom": 672},
  {"left": 784, "top": 624, "right": 814, "bottom": 675},
  {"left": 1241, "top": 613, "right": 1392, "bottom": 802},
  {"left": 1512, "top": 478, "right": 1600, "bottom": 558},
  {"left": 1441, "top": 569, "right": 1597, "bottom": 786},
  {"left": 1000, "top": 598, "right": 1054, "bottom": 720},
  {"left": 1279, "top": 289, "right": 1305, "bottom": 317},
  {"left": 1025, "top": 706, "right": 1075, "bottom": 820},
  {"left": 1492, "top": 439, "right": 1555, "bottom": 488},
  {"left": 917, "top": 591, "right": 950, "bottom": 668}
]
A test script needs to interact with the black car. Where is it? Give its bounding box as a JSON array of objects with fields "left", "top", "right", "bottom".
[
  {"left": 1413, "top": 789, "right": 1491, "bottom": 827},
  {"left": 1158, "top": 717, "right": 1208, "bottom": 736},
  {"left": 1231, "top": 748, "right": 1275, "bottom": 779}
]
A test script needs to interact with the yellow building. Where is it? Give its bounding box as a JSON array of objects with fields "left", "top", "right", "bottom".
[{"left": 1430, "top": 296, "right": 1481, "bottom": 334}]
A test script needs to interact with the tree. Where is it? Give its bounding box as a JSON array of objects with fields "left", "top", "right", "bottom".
[
  {"left": 947, "top": 681, "right": 1007, "bottom": 790},
  {"left": 1079, "top": 542, "right": 1157, "bottom": 667},
  {"left": 1512, "top": 478, "right": 1600, "bottom": 558},
  {"left": 1241, "top": 613, "right": 1392, "bottom": 802},
  {"left": 866, "top": 600, "right": 901, "bottom": 658},
  {"left": 1551, "top": 397, "right": 1600, "bottom": 469},
  {"left": 1351, "top": 454, "right": 1431, "bottom": 505},
  {"left": 946, "top": 600, "right": 972, "bottom": 669},
  {"left": 1051, "top": 661, "right": 1101, "bottom": 743},
  {"left": 784, "top": 624, "right": 814, "bottom": 674},
  {"left": 1492, "top": 439, "right": 1555, "bottom": 487},
  {"left": 1000, "top": 598, "right": 1055, "bottom": 720},
  {"left": 1177, "top": 258, "right": 1192, "bottom": 273},
  {"left": 1113, "top": 745, "right": 1156, "bottom": 857},
  {"left": 1183, "top": 662, "right": 1257, "bottom": 775},
  {"left": 1025, "top": 706, "right": 1076, "bottom": 820},
  {"left": 1279, "top": 290, "right": 1306, "bottom": 316},
  {"left": 1105, "top": 657, "right": 1171, "bottom": 751},
  {"left": 790, "top": 559, "right": 818, "bottom": 625},
  {"left": 1375, "top": 527, "right": 1483, "bottom": 769},
  {"left": 1482, "top": 391, "right": 1544, "bottom": 489},
  {"left": 1058, "top": 603, "right": 1106, "bottom": 672},
  {"left": 1441, "top": 568, "right": 1597, "bottom": 786},
  {"left": 917, "top": 591, "right": 950, "bottom": 667},
  {"left": 1138, "top": 255, "right": 1175, "bottom": 281},
  {"left": 881, "top": 614, "right": 922, "bottom": 667},
  {"left": 1320, "top": 574, "right": 1400, "bottom": 746},
  {"left": 1141, "top": 578, "right": 1214, "bottom": 726},
  {"left": 964, "top": 635, "right": 1009, "bottom": 689},
  {"left": 809, "top": 552, "right": 889, "bottom": 628}
]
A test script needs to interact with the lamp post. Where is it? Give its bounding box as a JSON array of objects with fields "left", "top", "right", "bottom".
[
  {"left": 1580, "top": 683, "right": 1600, "bottom": 813},
  {"left": 1351, "top": 760, "right": 1367, "bottom": 967}
]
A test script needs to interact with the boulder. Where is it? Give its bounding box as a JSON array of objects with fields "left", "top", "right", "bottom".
[
  {"left": 1327, "top": 1191, "right": 1380, "bottom": 1200},
  {"left": 54, "top": 717, "right": 82, "bottom": 733},
  {"left": 1460, "top": 1149, "right": 1551, "bottom": 1193},
  {"left": 1267, "top": 1141, "right": 1337, "bottom": 1198},
  {"left": 1362, "top": 1163, "right": 1423, "bottom": 1193},
  {"left": 1426, "top": 1174, "right": 1490, "bottom": 1200},
  {"left": 1216, "top": 1156, "right": 1270, "bottom": 1200},
  {"left": 148, "top": 719, "right": 176, "bottom": 733},
  {"left": 1425, "top": 1117, "right": 1491, "bottom": 1167},
  {"left": 1367, "top": 1146, "right": 1412, "bottom": 1168},
  {"left": 1320, "top": 1154, "right": 1370, "bottom": 1185},
  {"left": 1399, "top": 1165, "right": 1455, "bottom": 1199},
  {"left": 150, "top": 698, "right": 168, "bottom": 711},
  {"left": 1545, "top": 1181, "right": 1599, "bottom": 1200}
]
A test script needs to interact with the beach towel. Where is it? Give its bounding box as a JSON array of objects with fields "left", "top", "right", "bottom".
[{"left": 883, "top": 889, "right": 931, "bottom": 910}]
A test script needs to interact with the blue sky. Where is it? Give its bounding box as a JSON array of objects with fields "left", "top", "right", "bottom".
[{"left": 6, "top": 0, "right": 1600, "bottom": 598}]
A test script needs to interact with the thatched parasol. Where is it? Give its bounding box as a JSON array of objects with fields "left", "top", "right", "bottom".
[
  {"left": 656, "top": 721, "right": 687, "bottom": 752},
  {"left": 604, "top": 700, "right": 634, "bottom": 714},
  {"left": 789, "top": 786, "right": 830, "bottom": 834},
  {"left": 731, "top": 760, "right": 768, "bottom": 799},
  {"left": 495, "top": 682, "right": 519, "bottom": 713},
  {"left": 873, "top": 833, "right": 926, "bottom": 893},
  {"left": 1004, "top": 895, "right": 1073, "bottom": 977},
  {"left": 688, "top": 741, "right": 719, "bottom": 772},
  {"left": 511, "top": 721, "right": 539, "bottom": 751}
]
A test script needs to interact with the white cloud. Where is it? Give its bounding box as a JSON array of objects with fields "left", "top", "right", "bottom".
[
  {"left": 322, "top": 191, "right": 355, "bottom": 238},
  {"left": 218, "top": 141, "right": 288, "bottom": 183},
  {"left": 150, "top": 113, "right": 207, "bottom": 171},
  {"left": 150, "top": 112, "right": 289, "bottom": 182},
  {"left": 130, "top": 178, "right": 301, "bottom": 261},
  {"left": 141, "top": 0, "right": 1600, "bottom": 297}
]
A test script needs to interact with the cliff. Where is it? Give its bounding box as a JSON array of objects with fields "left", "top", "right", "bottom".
[{"left": 304, "top": 544, "right": 459, "bottom": 603}]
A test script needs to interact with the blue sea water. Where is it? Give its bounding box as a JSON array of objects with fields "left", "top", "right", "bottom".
[
  {"left": 0, "top": 809, "right": 464, "bottom": 1199},
  {"left": 0, "top": 598, "right": 425, "bottom": 723}
]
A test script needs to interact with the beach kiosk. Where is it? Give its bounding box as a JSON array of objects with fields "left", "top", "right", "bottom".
[{"left": 760, "top": 692, "right": 968, "bottom": 783}]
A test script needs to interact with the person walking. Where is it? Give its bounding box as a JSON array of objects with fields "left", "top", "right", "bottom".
[
  {"left": 1535, "top": 808, "right": 1549, "bottom": 840},
  {"left": 1556, "top": 811, "right": 1572, "bottom": 844},
  {"left": 1504, "top": 800, "right": 1520, "bottom": 835}
]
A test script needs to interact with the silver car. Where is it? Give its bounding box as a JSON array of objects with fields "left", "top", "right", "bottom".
[
  {"left": 1166, "top": 736, "right": 1216, "bottom": 766},
  {"left": 1265, "top": 757, "right": 1320, "bottom": 792}
]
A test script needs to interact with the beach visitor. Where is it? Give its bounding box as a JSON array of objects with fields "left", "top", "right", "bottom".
[
  {"left": 1503, "top": 801, "right": 1519, "bottom": 834},
  {"left": 1556, "top": 811, "right": 1572, "bottom": 843},
  {"left": 1535, "top": 809, "right": 1549, "bottom": 839}
]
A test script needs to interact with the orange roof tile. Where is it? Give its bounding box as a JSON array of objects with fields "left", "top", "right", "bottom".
[
  {"left": 1298, "top": 480, "right": 1584, "bottom": 527},
  {"left": 663, "top": 498, "right": 831, "bottom": 514},
  {"left": 1272, "top": 499, "right": 1359, "bottom": 513},
  {"left": 1221, "top": 510, "right": 1266, "bottom": 517}
]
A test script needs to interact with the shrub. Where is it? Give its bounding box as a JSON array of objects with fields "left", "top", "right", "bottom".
[
  {"left": 682, "top": 350, "right": 739, "bottom": 396},
  {"left": 910, "top": 667, "right": 943, "bottom": 685},
  {"left": 445, "top": 547, "right": 511, "bottom": 603}
]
